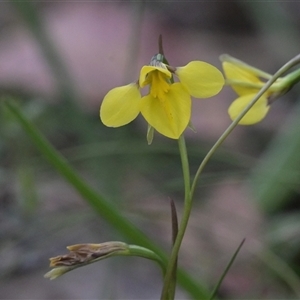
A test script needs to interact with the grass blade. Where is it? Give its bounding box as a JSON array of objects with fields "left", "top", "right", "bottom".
[{"left": 209, "top": 238, "right": 245, "bottom": 300}]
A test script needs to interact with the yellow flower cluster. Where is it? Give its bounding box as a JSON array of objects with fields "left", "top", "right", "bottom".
[{"left": 100, "top": 50, "right": 299, "bottom": 134}]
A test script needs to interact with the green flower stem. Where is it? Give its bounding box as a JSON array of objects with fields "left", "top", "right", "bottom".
[
  {"left": 160, "top": 135, "right": 192, "bottom": 300},
  {"left": 161, "top": 53, "right": 300, "bottom": 300},
  {"left": 85, "top": 244, "right": 167, "bottom": 275},
  {"left": 127, "top": 245, "right": 166, "bottom": 275},
  {"left": 178, "top": 135, "right": 191, "bottom": 202},
  {"left": 4, "top": 100, "right": 210, "bottom": 300},
  {"left": 190, "top": 54, "right": 300, "bottom": 200}
]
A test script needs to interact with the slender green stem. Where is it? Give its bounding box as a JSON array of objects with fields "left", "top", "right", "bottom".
[
  {"left": 161, "top": 53, "right": 300, "bottom": 300},
  {"left": 160, "top": 135, "right": 191, "bottom": 300},
  {"left": 4, "top": 100, "right": 210, "bottom": 299},
  {"left": 168, "top": 198, "right": 179, "bottom": 300},
  {"left": 190, "top": 54, "right": 300, "bottom": 200},
  {"left": 127, "top": 245, "right": 167, "bottom": 275},
  {"left": 178, "top": 135, "right": 191, "bottom": 201}
]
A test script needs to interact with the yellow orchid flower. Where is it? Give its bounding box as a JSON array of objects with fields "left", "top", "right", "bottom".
[
  {"left": 100, "top": 54, "right": 224, "bottom": 139},
  {"left": 220, "top": 54, "right": 287, "bottom": 125}
]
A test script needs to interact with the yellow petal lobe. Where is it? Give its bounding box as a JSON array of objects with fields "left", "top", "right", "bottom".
[
  {"left": 100, "top": 83, "right": 140, "bottom": 127},
  {"left": 139, "top": 65, "right": 171, "bottom": 88},
  {"left": 140, "top": 83, "right": 191, "bottom": 139},
  {"left": 228, "top": 94, "right": 270, "bottom": 125},
  {"left": 176, "top": 61, "right": 224, "bottom": 98},
  {"left": 222, "top": 61, "right": 265, "bottom": 96},
  {"left": 220, "top": 54, "right": 273, "bottom": 79}
]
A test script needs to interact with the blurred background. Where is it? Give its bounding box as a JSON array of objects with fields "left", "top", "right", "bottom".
[{"left": 1, "top": 1, "right": 300, "bottom": 299}]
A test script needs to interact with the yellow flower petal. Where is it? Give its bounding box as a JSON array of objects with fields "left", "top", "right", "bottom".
[
  {"left": 139, "top": 65, "right": 171, "bottom": 88},
  {"left": 228, "top": 94, "right": 270, "bottom": 125},
  {"left": 100, "top": 83, "right": 140, "bottom": 127},
  {"left": 222, "top": 61, "right": 265, "bottom": 96},
  {"left": 220, "top": 54, "right": 273, "bottom": 79},
  {"left": 140, "top": 83, "right": 191, "bottom": 139},
  {"left": 175, "top": 61, "right": 224, "bottom": 98}
]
